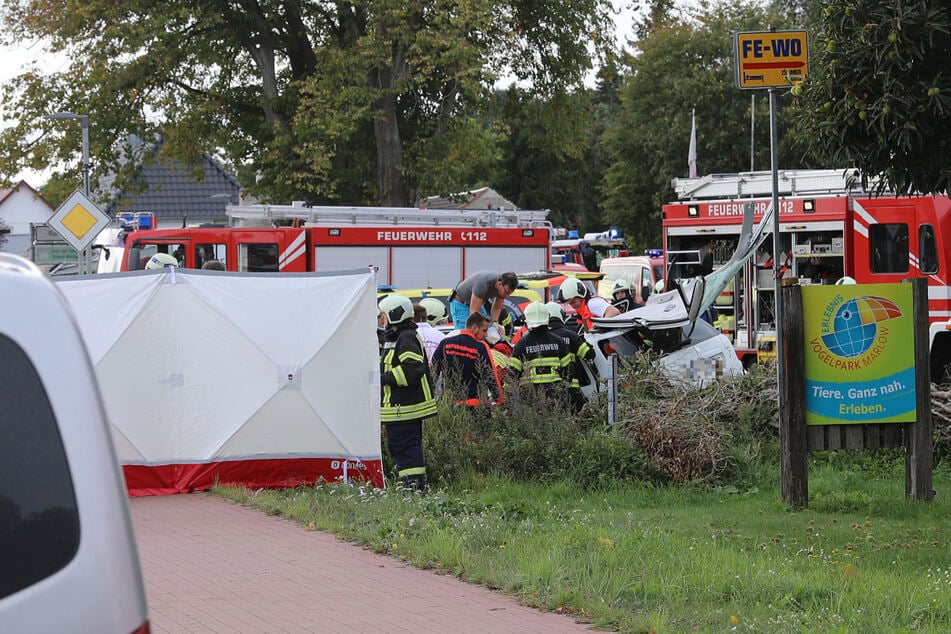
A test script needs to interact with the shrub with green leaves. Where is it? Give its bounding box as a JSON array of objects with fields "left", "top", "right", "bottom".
[{"left": 411, "top": 385, "right": 665, "bottom": 490}]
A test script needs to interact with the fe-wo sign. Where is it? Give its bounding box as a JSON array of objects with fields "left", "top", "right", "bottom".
[{"left": 734, "top": 30, "right": 808, "bottom": 89}]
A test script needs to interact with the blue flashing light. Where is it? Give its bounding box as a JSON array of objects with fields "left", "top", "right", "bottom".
[
  {"left": 608, "top": 227, "right": 620, "bottom": 239},
  {"left": 568, "top": 230, "right": 579, "bottom": 239},
  {"left": 645, "top": 248, "right": 663, "bottom": 258},
  {"left": 117, "top": 212, "right": 156, "bottom": 231}
]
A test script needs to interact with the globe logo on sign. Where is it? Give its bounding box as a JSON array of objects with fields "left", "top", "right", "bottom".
[{"left": 821, "top": 296, "right": 903, "bottom": 358}]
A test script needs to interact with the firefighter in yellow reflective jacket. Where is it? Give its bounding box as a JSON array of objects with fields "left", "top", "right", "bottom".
[
  {"left": 507, "top": 302, "right": 572, "bottom": 402},
  {"left": 546, "top": 301, "right": 595, "bottom": 412},
  {"left": 379, "top": 294, "right": 437, "bottom": 492}
]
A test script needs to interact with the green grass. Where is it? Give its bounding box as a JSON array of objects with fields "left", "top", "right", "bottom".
[{"left": 215, "top": 458, "right": 951, "bottom": 633}]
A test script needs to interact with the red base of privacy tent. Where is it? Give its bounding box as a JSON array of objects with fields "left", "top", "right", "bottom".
[{"left": 123, "top": 457, "right": 385, "bottom": 496}]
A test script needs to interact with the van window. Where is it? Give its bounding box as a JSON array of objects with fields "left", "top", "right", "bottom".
[
  {"left": 238, "top": 243, "right": 279, "bottom": 272},
  {"left": 869, "top": 224, "right": 909, "bottom": 273},
  {"left": 919, "top": 224, "right": 938, "bottom": 274},
  {"left": 639, "top": 268, "right": 653, "bottom": 302},
  {"left": 0, "top": 335, "right": 80, "bottom": 599}
]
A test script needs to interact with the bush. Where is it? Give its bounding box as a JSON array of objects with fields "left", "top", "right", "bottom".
[
  {"left": 409, "top": 386, "right": 666, "bottom": 490},
  {"left": 383, "top": 358, "right": 787, "bottom": 491},
  {"left": 613, "top": 356, "right": 778, "bottom": 484}
]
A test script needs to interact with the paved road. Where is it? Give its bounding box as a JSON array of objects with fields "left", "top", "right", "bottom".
[{"left": 130, "top": 493, "right": 593, "bottom": 633}]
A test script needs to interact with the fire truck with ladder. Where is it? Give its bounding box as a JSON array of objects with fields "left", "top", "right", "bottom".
[
  {"left": 663, "top": 168, "right": 951, "bottom": 381},
  {"left": 110, "top": 203, "right": 553, "bottom": 288}
]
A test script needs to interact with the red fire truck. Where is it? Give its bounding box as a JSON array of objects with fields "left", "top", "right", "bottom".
[
  {"left": 112, "top": 204, "right": 553, "bottom": 288},
  {"left": 663, "top": 169, "right": 951, "bottom": 379}
]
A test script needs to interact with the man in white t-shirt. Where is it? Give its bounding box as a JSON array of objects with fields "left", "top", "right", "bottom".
[{"left": 413, "top": 303, "right": 446, "bottom": 361}]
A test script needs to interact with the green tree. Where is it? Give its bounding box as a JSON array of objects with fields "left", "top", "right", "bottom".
[
  {"left": 796, "top": 1, "right": 951, "bottom": 194},
  {"left": 602, "top": 1, "right": 806, "bottom": 252},
  {"left": 38, "top": 173, "right": 76, "bottom": 210},
  {"left": 0, "top": 0, "right": 614, "bottom": 205},
  {"left": 492, "top": 72, "right": 620, "bottom": 233}
]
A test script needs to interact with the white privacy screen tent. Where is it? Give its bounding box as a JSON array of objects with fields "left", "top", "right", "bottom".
[{"left": 56, "top": 268, "right": 383, "bottom": 496}]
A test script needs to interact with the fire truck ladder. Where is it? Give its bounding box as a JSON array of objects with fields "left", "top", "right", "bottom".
[
  {"left": 226, "top": 202, "right": 552, "bottom": 230},
  {"left": 670, "top": 168, "right": 879, "bottom": 201}
]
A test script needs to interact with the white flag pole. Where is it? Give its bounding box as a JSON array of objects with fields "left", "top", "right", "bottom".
[{"left": 688, "top": 109, "right": 698, "bottom": 178}]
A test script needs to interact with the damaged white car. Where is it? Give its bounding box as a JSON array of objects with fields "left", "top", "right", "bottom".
[{"left": 576, "top": 198, "right": 774, "bottom": 400}]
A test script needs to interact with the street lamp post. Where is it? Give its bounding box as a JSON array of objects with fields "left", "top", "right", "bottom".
[
  {"left": 47, "top": 111, "right": 91, "bottom": 273},
  {"left": 47, "top": 112, "right": 90, "bottom": 197}
]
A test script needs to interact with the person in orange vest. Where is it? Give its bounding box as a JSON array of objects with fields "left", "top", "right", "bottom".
[
  {"left": 557, "top": 278, "right": 619, "bottom": 331},
  {"left": 430, "top": 312, "right": 503, "bottom": 414}
]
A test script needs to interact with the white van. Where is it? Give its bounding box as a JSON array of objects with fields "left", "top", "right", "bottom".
[
  {"left": 597, "top": 251, "right": 666, "bottom": 303},
  {"left": 0, "top": 254, "right": 149, "bottom": 633}
]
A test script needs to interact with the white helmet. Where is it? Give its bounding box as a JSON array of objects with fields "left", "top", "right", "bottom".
[
  {"left": 419, "top": 297, "right": 448, "bottom": 325},
  {"left": 558, "top": 277, "right": 590, "bottom": 302},
  {"left": 524, "top": 301, "right": 550, "bottom": 329},
  {"left": 378, "top": 294, "right": 413, "bottom": 325},
  {"left": 145, "top": 253, "right": 179, "bottom": 270},
  {"left": 546, "top": 301, "right": 566, "bottom": 324},
  {"left": 611, "top": 278, "right": 632, "bottom": 296},
  {"left": 835, "top": 276, "right": 857, "bottom": 285}
]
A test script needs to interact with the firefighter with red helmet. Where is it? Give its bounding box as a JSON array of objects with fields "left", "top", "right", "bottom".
[
  {"left": 558, "top": 278, "right": 619, "bottom": 331},
  {"left": 378, "top": 294, "right": 437, "bottom": 492}
]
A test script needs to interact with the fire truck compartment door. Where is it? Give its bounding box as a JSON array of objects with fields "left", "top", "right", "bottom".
[
  {"left": 391, "top": 247, "right": 461, "bottom": 288},
  {"left": 465, "top": 247, "right": 548, "bottom": 279},
  {"left": 314, "top": 246, "right": 390, "bottom": 284}
]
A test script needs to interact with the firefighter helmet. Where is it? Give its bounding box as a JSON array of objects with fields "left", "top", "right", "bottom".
[
  {"left": 558, "top": 277, "right": 590, "bottom": 302},
  {"left": 419, "top": 297, "right": 448, "bottom": 325},
  {"left": 378, "top": 294, "right": 413, "bottom": 325},
  {"left": 611, "top": 278, "right": 632, "bottom": 297},
  {"left": 524, "top": 301, "right": 550, "bottom": 329},
  {"left": 145, "top": 253, "right": 179, "bottom": 270},
  {"left": 546, "top": 301, "right": 566, "bottom": 324},
  {"left": 836, "top": 276, "right": 857, "bottom": 285}
]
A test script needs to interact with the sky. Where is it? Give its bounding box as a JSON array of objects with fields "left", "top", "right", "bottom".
[
  {"left": 1, "top": 36, "right": 71, "bottom": 185},
  {"left": 1, "top": 1, "right": 639, "bottom": 186}
]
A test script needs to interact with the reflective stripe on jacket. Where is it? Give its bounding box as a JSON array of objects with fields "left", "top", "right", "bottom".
[
  {"left": 381, "top": 323, "right": 437, "bottom": 423},
  {"left": 430, "top": 330, "right": 502, "bottom": 405},
  {"left": 508, "top": 327, "right": 572, "bottom": 387}
]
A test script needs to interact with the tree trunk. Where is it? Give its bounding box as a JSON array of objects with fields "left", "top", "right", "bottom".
[{"left": 373, "top": 91, "right": 408, "bottom": 205}]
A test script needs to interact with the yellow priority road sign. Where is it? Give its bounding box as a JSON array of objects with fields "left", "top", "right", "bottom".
[
  {"left": 48, "top": 190, "right": 111, "bottom": 252},
  {"left": 734, "top": 30, "right": 808, "bottom": 90}
]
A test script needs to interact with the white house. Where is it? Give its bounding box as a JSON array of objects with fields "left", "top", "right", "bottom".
[{"left": 0, "top": 181, "right": 54, "bottom": 257}]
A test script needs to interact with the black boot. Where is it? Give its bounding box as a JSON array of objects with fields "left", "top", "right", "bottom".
[{"left": 399, "top": 474, "right": 428, "bottom": 493}]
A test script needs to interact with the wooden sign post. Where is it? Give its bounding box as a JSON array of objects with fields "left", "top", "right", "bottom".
[{"left": 779, "top": 278, "right": 933, "bottom": 506}]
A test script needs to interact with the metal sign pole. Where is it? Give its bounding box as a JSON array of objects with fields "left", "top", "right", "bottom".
[
  {"left": 607, "top": 353, "right": 617, "bottom": 425},
  {"left": 769, "top": 87, "right": 784, "bottom": 409}
]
